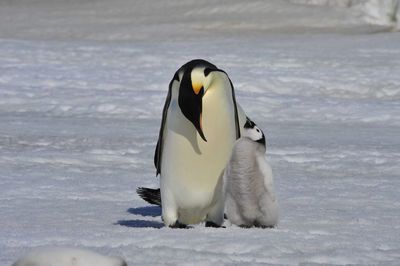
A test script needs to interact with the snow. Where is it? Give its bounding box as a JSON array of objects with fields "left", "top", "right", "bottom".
[
  {"left": 291, "top": 0, "right": 400, "bottom": 31},
  {"left": 1, "top": 0, "right": 400, "bottom": 265},
  {"left": 12, "top": 247, "right": 126, "bottom": 266}
]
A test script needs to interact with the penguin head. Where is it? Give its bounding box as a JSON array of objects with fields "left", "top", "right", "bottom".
[
  {"left": 175, "top": 59, "right": 221, "bottom": 142},
  {"left": 243, "top": 117, "right": 266, "bottom": 146}
]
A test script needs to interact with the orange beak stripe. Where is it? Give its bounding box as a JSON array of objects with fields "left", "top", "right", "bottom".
[
  {"left": 192, "top": 82, "right": 203, "bottom": 95},
  {"left": 199, "top": 113, "right": 203, "bottom": 132}
]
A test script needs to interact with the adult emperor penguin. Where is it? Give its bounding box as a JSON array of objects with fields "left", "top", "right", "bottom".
[
  {"left": 150, "top": 59, "right": 246, "bottom": 228},
  {"left": 224, "top": 118, "right": 279, "bottom": 228}
]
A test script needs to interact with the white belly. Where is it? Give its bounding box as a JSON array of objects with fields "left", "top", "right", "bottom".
[{"left": 161, "top": 84, "right": 236, "bottom": 224}]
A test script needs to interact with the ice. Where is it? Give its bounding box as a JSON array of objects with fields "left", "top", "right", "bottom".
[
  {"left": 362, "top": 0, "right": 400, "bottom": 30},
  {"left": 1, "top": 0, "right": 400, "bottom": 265},
  {"left": 290, "top": 0, "right": 400, "bottom": 29}
]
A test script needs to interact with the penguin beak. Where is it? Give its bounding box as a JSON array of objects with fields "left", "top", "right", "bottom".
[
  {"left": 192, "top": 81, "right": 203, "bottom": 95},
  {"left": 178, "top": 77, "right": 207, "bottom": 142}
]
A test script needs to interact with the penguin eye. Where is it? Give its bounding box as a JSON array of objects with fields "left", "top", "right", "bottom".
[{"left": 256, "top": 129, "right": 260, "bottom": 133}]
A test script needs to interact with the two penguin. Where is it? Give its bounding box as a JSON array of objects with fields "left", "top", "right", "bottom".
[{"left": 137, "top": 59, "right": 278, "bottom": 228}]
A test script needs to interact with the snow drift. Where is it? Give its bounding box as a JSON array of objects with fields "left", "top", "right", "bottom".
[{"left": 290, "top": 0, "right": 400, "bottom": 31}]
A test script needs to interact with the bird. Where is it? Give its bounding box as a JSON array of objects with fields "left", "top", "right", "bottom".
[
  {"left": 139, "top": 59, "right": 246, "bottom": 228},
  {"left": 224, "top": 117, "right": 279, "bottom": 228}
]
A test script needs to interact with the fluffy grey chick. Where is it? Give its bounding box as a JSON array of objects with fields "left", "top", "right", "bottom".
[{"left": 224, "top": 118, "right": 279, "bottom": 228}]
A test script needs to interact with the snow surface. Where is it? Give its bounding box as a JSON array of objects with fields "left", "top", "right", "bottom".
[
  {"left": 12, "top": 247, "right": 126, "bottom": 266},
  {"left": 291, "top": 0, "right": 400, "bottom": 31},
  {"left": 1, "top": 0, "right": 400, "bottom": 265}
]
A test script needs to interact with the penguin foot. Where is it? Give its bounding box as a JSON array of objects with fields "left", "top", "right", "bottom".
[
  {"left": 169, "top": 221, "right": 187, "bottom": 229},
  {"left": 255, "top": 224, "right": 274, "bottom": 229},
  {"left": 254, "top": 221, "right": 275, "bottom": 229},
  {"left": 239, "top": 224, "right": 252, "bottom": 229},
  {"left": 205, "top": 221, "right": 225, "bottom": 228},
  {"left": 258, "top": 225, "right": 274, "bottom": 229}
]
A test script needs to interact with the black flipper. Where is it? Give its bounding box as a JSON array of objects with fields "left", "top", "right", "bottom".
[
  {"left": 154, "top": 73, "right": 176, "bottom": 176},
  {"left": 227, "top": 75, "right": 241, "bottom": 140},
  {"left": 136, "top": 187, "right": 161, "bottom": 206}
]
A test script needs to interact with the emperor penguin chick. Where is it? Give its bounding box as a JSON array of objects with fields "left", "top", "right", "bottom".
[{"left": 224, "top": 118, "right": 279, "bottom": 228}]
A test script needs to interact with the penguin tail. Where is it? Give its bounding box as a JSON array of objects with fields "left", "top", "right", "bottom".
[{"left": 136, "top": 187, "right": 162, "bottom": 206}]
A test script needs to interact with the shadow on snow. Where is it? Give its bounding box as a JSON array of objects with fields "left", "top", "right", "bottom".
[
  {"left": 116, "top": 206, "right": 164, "bottom": 229},
  {"left": 127, "top": 206, "right": 161, "bottom": 217},
  {"left": 116, "top": 219, "right": 164, "bottom": 229}
]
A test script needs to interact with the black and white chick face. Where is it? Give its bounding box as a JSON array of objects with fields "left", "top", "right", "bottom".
[{"left": 243, "top": 117, "right": 266, "bottom": 146}]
